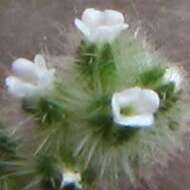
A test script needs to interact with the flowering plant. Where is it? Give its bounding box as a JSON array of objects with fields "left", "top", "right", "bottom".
[
  {"left": 1, "top": 8, "right": 186, "bottom": 190},
  {"left": 6, "top": 54, "right": 55, "bottom": 98},
  {"left": 75, "top": 8, "right": 128, "bottom": 43}
]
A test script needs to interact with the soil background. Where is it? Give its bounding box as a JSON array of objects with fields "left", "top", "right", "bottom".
[{"left": 0, "top": 0, "right": 190, "bottom": 190}]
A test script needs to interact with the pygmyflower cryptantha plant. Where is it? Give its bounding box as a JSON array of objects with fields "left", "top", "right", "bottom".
[{"left": 3, "top": 7, "right": 186, "bottom": 190}]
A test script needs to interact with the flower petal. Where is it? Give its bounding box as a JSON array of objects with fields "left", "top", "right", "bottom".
[
  {"left": 81, "top": 8, "right": 103, "bottom": 28},
  {"left": 74, "top": 18, "right": 91, "bottom": 39},
  {"left": 61, "top": 170, "right": 81, "bottom": 189},
  {"left": 91, "top": 24, "right": 127, "bottom": 42},
  {"left": 38, "top": 69, "right": 55, "bottom": 90},
  {"left": 76, "top": 8, "right": 128, "bottom": 43},
  {"left": 12, "top": 58, "right": 38, "bottom": 81},
  {"left": 138, "top": 89, "right": 160, "bottom": 113},
  {"left": 104, "top": 9, "right": 125, "bottom": 25},
  {"left": 5, "top": 76, "right": 38, "bottom": 98},
  {"left": 114, "top": 113, "right": 154, "bottom": 128},
  {"left": 112, "top": 87, "right": 160, "bottom": 128},
  {"left": 114, "top": 87, "right": 159, "bottom": 113},
  {"left": 34, "top": 54, "right": 47, "bottom": 70},
  {"left": 113, "top": 87, "right": 140, "bottom": 107}
]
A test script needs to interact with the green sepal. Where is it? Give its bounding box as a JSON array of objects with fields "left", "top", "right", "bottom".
[
  {"left": 137, "top": 66, "right": 166, "bottom": 88},
  {"left": 156, "top": 82, "right": 181, "bottom": 111},
  {"left": 22, "top": 98, "right": 66, "bottom": 126}
]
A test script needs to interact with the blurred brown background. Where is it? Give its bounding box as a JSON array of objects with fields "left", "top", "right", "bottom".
[{"left": 0, "top": 0, "right": 190, "bottom": 189}]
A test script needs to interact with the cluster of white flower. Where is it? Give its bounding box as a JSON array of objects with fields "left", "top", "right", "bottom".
[
  {"left": 6, "top": 54, "right": 55, "bottom": 98},
  {"left": 5, "top": 8, "right": 182, "bottom": 129},
  {"left": 111, "top": 65, "right": 182, "bottom": 128}
]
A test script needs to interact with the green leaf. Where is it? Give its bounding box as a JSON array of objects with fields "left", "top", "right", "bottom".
[
  {"left": 22, "top": 98, "right": 66, "bottom": 125},
  {"left": 156, "top": 82, "right": 181, "bottom": 111},
  {"left": 0, "top": 129, "right": 18, "bottom": 160},
  {"left": 138, "top": 66, "right": 166, "bottom": 87}
]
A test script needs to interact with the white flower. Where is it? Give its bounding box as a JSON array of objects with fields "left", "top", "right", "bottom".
[
  {"left": 112, "top": 87, "right": 160, "bottom": 128},
  {"left": 5, "top": 54, "right": 55, "bottom": 98},
  {"left": 75, "top": 8, "right": 128, "bottom": 43},
  {"left": 163, "top": 67, "right": 182, "bottom": 90},
  {"left": 61, "top": 170, "right": 81, "bottom": 189}
]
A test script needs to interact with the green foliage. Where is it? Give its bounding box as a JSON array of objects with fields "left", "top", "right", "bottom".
[
  {"left": 76, "top": 41, "right": 117, "bottom": 92},
  {"left": 35, "top": 154, "right": 58, "bottom": 178},
  {"left": 156, "top": 82, "right": 181, "bottom": 111},
  {"left": 23, "top": 98, "right": 66, "bottom": 126},
  {"left": 7, "top": 34, "right": 183, "bottom": 189},
  {"left": 137, "top": 66, "right": 181, "bottom": 111},
  {"left": 137, "top": 66, "right": 166, "bottom": 88},
  {"left": 0, "top": 178, "right": 20, "bottom": 190},
  {"left": 0, "top": 129, "right": 18, "bottom": 159},
  {"left": 55, "top": 37, "right": 181, "bottom": 187},
  {"left": 0, "top": 126, "right": 23, "bottom": 190},
  {"left": 35, "top": 154, "right": 63, "bottom": 190},
  {"left": 76, "top": 41, "right": 97, "bottom": 78}
]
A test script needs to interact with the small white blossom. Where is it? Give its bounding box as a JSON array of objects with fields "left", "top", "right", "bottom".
[
  {"left": 61, "top": 170, "right": 81, "bottom": 189},
  {"left": 75, "top": 8, "right": 128, "bottom": 43},
  {"left": 163, "top": 67, "right": 182, "bottom": 90},
  {"left": 112, "top": 87, "right": 160, "bottom": 128},
  {"left": 5, "top": 54, "right": 55, "bottom": 98}
]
